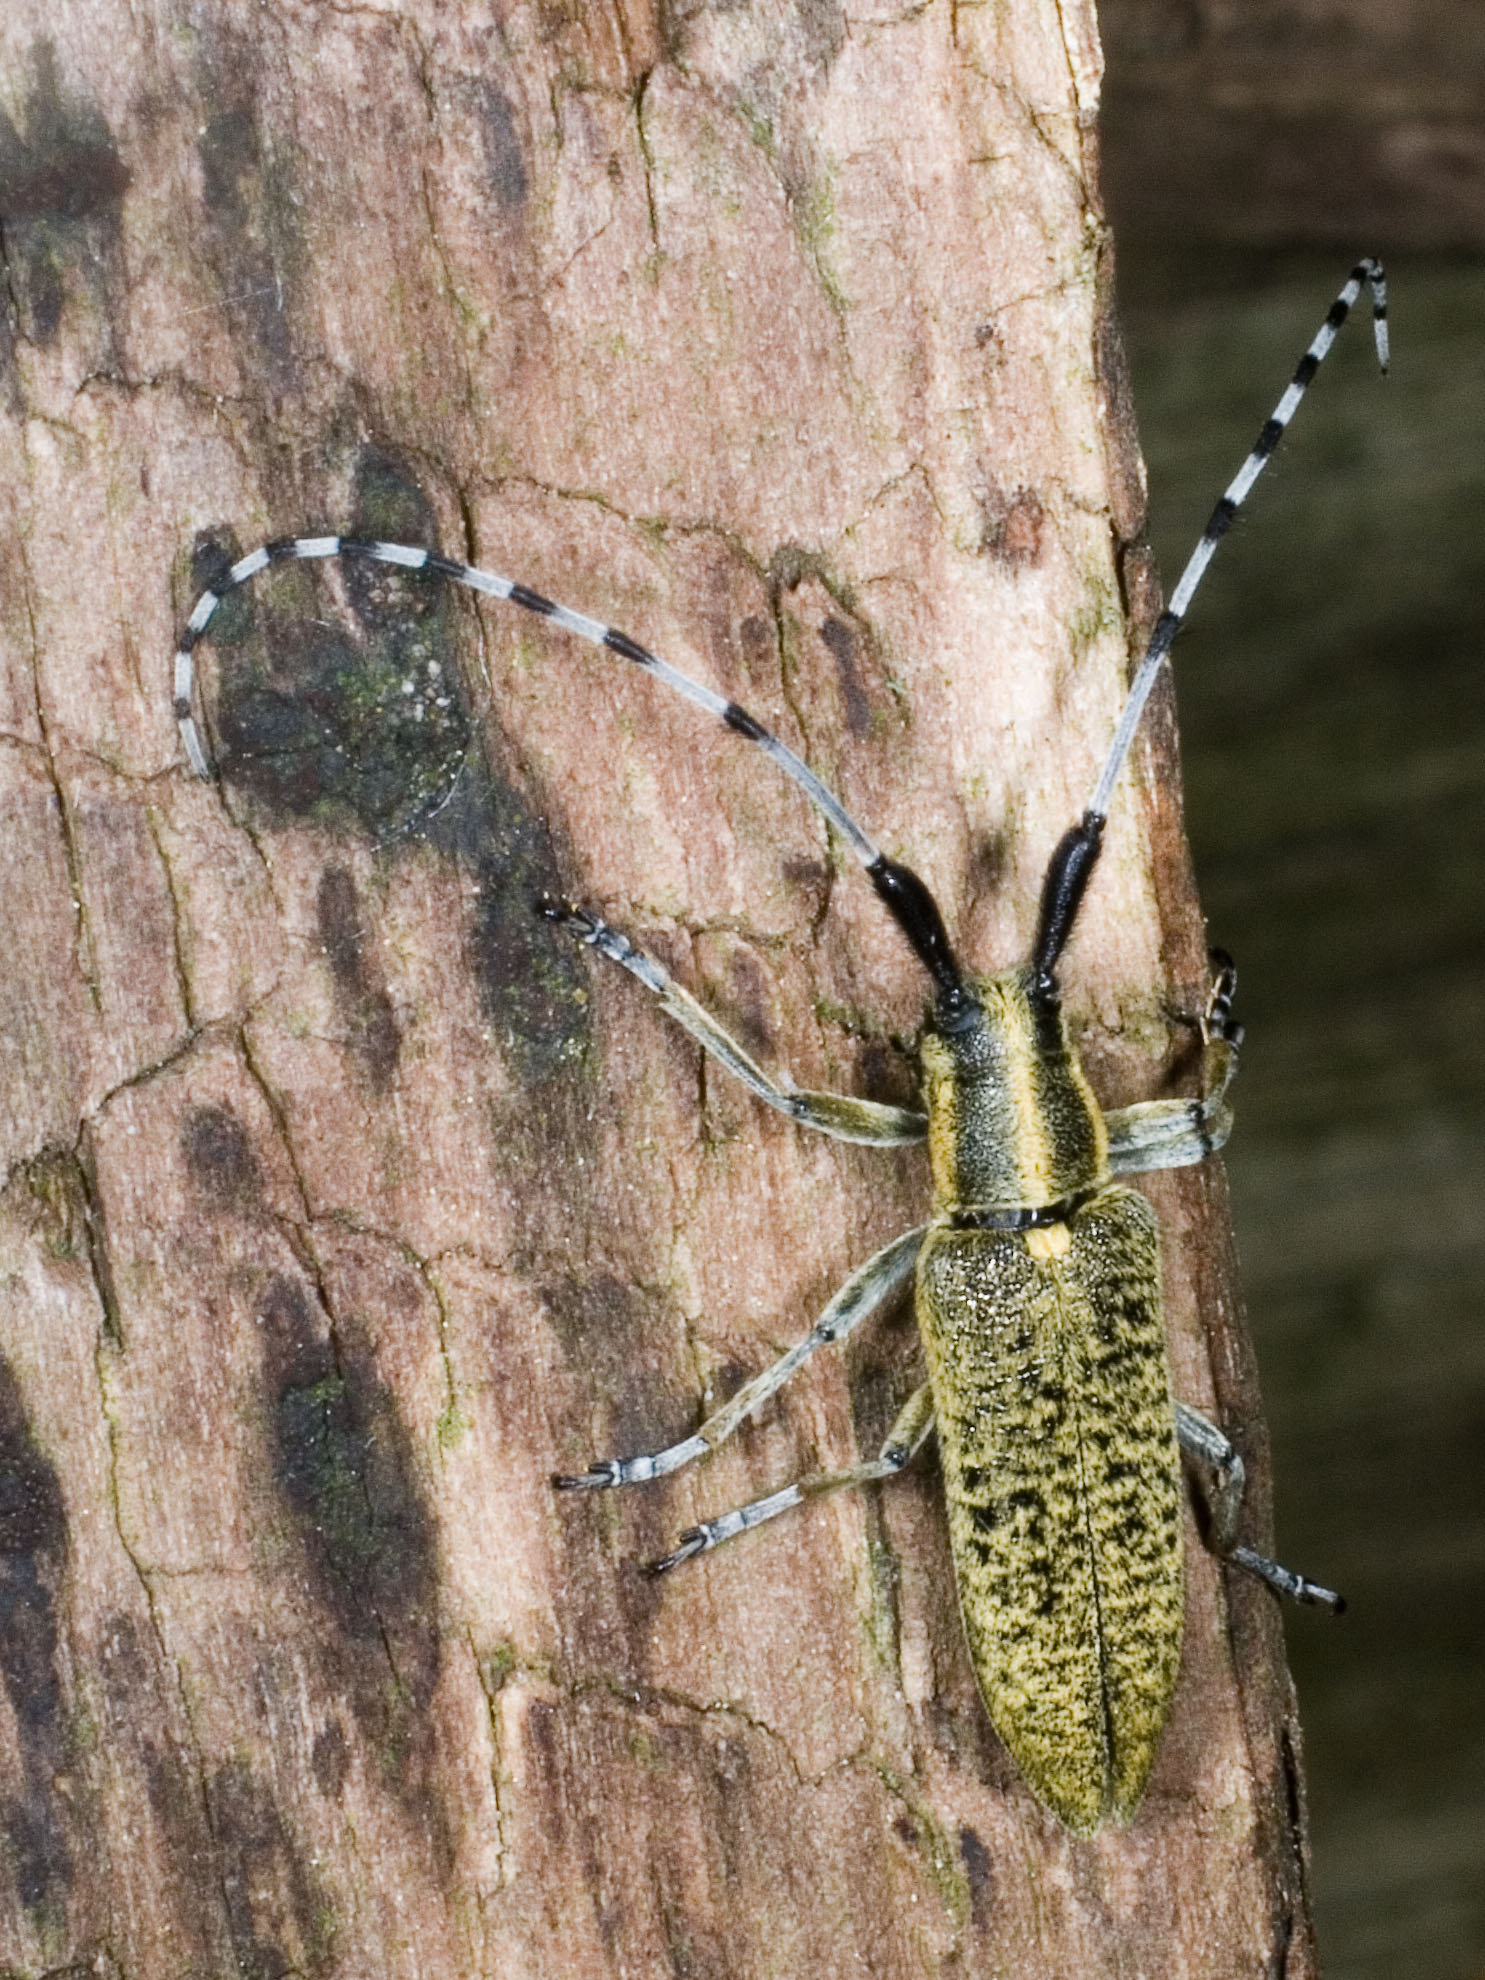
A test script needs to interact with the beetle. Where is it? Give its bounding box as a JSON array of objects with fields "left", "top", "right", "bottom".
[{"left": 172, "top": 260, "right": 1387, "bottom": 1834}]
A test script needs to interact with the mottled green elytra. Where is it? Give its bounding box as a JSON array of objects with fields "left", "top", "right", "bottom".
[
  {"left": 175, "top": 265, "right": 1384, "bottom": 1832},
  {"left": 916, "top": 970, "right": 1185, "bottom": 1830}
]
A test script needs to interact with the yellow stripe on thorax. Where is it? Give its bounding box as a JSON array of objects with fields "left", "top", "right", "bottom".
[{"left": 920, "top": 968, "right": 1108, "bottom": 1216}]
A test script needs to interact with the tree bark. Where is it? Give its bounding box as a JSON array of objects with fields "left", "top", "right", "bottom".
[{"left": 0, "top": 4, "right": 1320, "bottom": 1975}]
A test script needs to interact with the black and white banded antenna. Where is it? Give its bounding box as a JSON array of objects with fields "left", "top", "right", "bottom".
[
  {"left": 173, "top": 537, "right": 967, "bottom": 1004},
  {"left": 173, "top": 260, "right": 1385, "bottom": 1007},
  {"left": 1029, "top": 256, "right": 1388, "bottom": 988}
]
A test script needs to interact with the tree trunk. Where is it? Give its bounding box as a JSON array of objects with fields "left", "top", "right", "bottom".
[{"left": 0, "top": 4, "right": 1320, "bottom": 1975}]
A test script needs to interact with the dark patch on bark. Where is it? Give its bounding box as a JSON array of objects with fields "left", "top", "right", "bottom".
[
  {"left": 540, "top": 1275, "right": 680, "bottom": 1655},
  {"left": 523, "top": 1695, "right": 621, "bottom": 1954},
  {"left": 846, "top": 1325, "right": 919, "bottom": 1466},
  {"left": 968, "top": 822, "right": 1014, "bottom": 903},
  {"left": 518, "top": 1695, "right": 570, "bottom": 1851},
  {"left": 0, "top": 49, "right": 128, "bottom": 217},
  {"left": 958, "top": 1823, "right": 994, "bottom": 1930},
  {"left": 117, "top": 1612, "right": 228, "bottom": 1975},
  {"left": 820, "top": 614, "right": 872, "bottom": 736},
  {"left": 424, "top": 756, "right": 589, "bottom": 1088},
  {"left": 706, "top": 1731, "right": 758, "bottom": 1889},
  {"left": 192, "top": 42, "right": 305, "bottom": 399},
  {"left": 779, "top": 851, "right": 830, "bottom": 911},
  {"left": 181, "top": 1102, "right": 264, "bottom": 1213},
  {"left": 256, "top": 1272, "right": 451, "bottom": 1870},
  {"left": 187, "top": 516, "right": 589, "bottom": 1089},
  {"left": 184, "top": 445, "right": 590, "bottom": 1085},
  {"left": 796, "top": 0, "right": 846, "bottom": 70},
  {"left": 709, "top": 1359, "right": 752, "bottom": 1409},
  {"left": 140, "top": 1731, "right": 204, "bottom": 1848},
  {"left": 979, "top": 486, "right": 1047, "bottom": 566},
  {"left": 316, "top": 866, "right": 401, "bottom": 1093},
  {"left": 258, "top": 1273, "right": 437, "bottom": 1652},
  {"left": 0, "top": 1789, "right": 69, "bottom": 1928},
  {"left": 738, "top": 612, "right": 773, "bottom": 665},
  {"left": 342, "top": 449, "right": 442, "bottom": 620},
  {"left": 718, "top": 946, "right": 776, "bottom": 1062},
  {"left": 540, "top": 1274, "right": 678, "bottom": 1453},
  {"left": 311, "top": 1719, "right": 350, "bottom": 1800},
  {"left": 128, "top": 1655, "right": 229, "bottom": 1980},
  {"left": 0, "top": 38, "right": 127, "bottom": 351},
  {"left": 0, "top": 1353, "right": 72, "bottom": 1925},
  {"left": 97, "top": 1609, "right": 150, "bottom": 1696},
  {"left": 642, "top": 1712, "right": 767, "bottom": 1955},
  {"left": 767, "top": 552, "right": 894, "bottom": 761},
  {"left": 209, "top": 1756, "right": 332, "bottom": 1979},
  {"left": 470, "top": 78, "right": 529, "bottom": 210},
  {"left": 541, "top": 1273, "right": 695, "bottom": 1530},
  {"left": 191, "top": 456, "right": 472, "bottom": 839},
  {"left": 856, "top": 1035, "right": 916, "bottom": 1110}
]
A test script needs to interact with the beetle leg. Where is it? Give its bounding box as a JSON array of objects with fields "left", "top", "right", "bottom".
[
  {"left": 1105, "top": 1091, "right": 1234, "bottom": 1174},
  {"left": 1106, "top": 952, "right": 1243, "bottom": 1175},
  {"left": 1175, "top": 1401, "right": 1345, "bottom": 1612},
  {"left": 1174, "top": 1399, "right": 1246, "bottom": 1550},
  {"left": 541, "top": 898, "right": 927, "bottom": 1146},
  {"left": 644, "top": 1381, "right": 937, "bottom": 1574},
  {"left": 1227, "top": 1545, "right": 1347, "bottom": 1610},
  {"left": 554, "top": 1226, "right": 926, "bottom": 1492}
]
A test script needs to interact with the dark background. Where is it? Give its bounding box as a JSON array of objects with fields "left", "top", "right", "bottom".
[{"left": 1101, "top": 6, "right": 1485, "bottom": 1974}]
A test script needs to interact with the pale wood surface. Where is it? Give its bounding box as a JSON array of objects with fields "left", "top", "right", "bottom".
[{"left": 0, "top": 5, "right": 1318, "bottom": 1974}]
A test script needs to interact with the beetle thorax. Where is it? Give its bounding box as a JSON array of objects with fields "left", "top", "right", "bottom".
[{"left": 918, "top": 967, "right": 1109, "bottom": 1216}]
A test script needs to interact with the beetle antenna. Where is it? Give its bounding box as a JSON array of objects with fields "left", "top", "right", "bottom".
[
  {"left": 1030, "top": 256, "right": 1388, "bottom": 987},
  {"left": 174, "top": 539, "right": 967, "bottom": 1003}
]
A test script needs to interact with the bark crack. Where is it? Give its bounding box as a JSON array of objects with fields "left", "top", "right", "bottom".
[
  {"left": 143, "top": 804, "right": 200, "bottom": 1031},
  {"left": 0, "top": 211, "right": 25, "bottom": 347},
  {"left": 404, "top": 14, "right": 481, "bottom": 436},
  {"left": 237, "top": 1021, "right": 316, "bottom": 1224},
  {"left": 86, "top": 1195, "right": 222, "bottom": 1928},
  {"left": 14, "top": 508, "right": 104, "bottom": 1012},
  {"left": 572, "top": 1670, "right": 812, "bottom": 1787},
  {"left": 72, "top": 1129, "right": 126, "bottom": 1349},
  {"left": 850, "top": 1750, "right": 972, "bottom": 1937},
  {"left": 468, "top": 1628, "right": 515, "bottom": 1880},
  {"left": 633, "top": 68, "right": 663, "bottom": 258},
  {"left": 80, "top": 1026, "right": 209, "bottom": 1132}
]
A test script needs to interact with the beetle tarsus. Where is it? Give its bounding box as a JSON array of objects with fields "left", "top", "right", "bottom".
[
  {"left": 1231, "top": 1543, "right": 1346, "bottom": 1612},
  {"left": 552, "top": 1461, "right": 620, "bottom": 1492},
  {"left": 644, "top": 1529, "right": 708, "bottom": 1576}
]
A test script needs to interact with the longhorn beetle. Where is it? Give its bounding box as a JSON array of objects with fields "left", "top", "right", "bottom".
[{"left": 173, "top": 260, "right": 1388, "bottom": 1834}]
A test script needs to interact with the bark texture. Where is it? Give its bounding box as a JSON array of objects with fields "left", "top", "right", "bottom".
[{"left": 0, "top": 4, "right": 1319, "bottom": 1975}]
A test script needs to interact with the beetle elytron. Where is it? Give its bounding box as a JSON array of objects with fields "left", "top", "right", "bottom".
[{"left": 173, "top": 261, "right": 1387, "bottom": 1833}]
